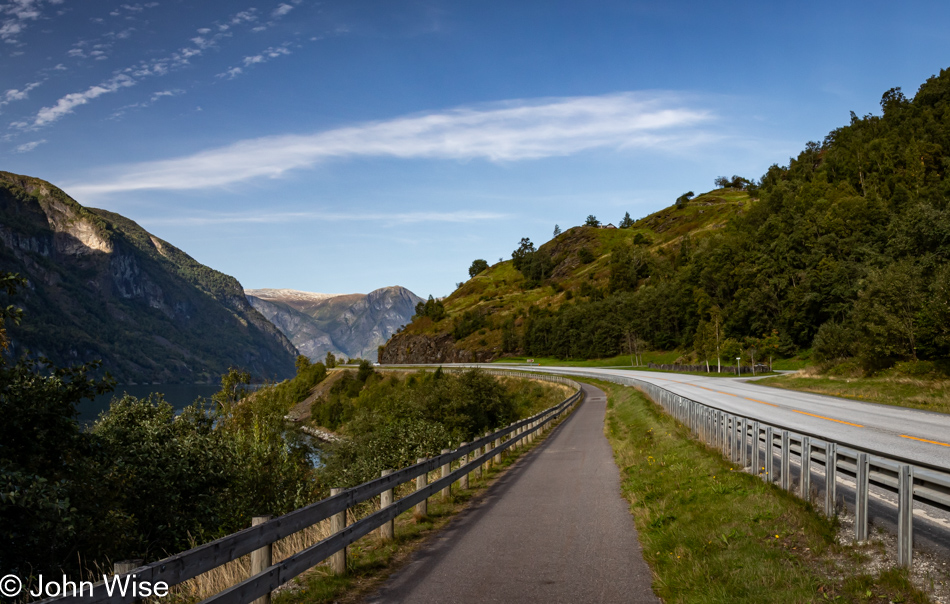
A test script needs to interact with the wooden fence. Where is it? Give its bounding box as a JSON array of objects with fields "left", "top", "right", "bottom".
[{"left": 36, "top": 370, "right": 581, "bottom": 604}]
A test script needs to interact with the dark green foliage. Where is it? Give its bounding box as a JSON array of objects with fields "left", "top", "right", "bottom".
[
  {"left": 511, "top": 237, "right": 554, "bottom": 288},
  {"left": 619, "top": 212, "right": 635, "bottom": 228},
  {"left": 317, "top": 369, "right": 551, "bottom": 488},
  {"left": 468, "top": 259, "right": 489, "bottom": 278},
  {"left": 675, "top": 191, "right": 694, "bottom": 208},
  {"left": 414, "top": 295, "right": 447, "bottom": 322},
  {"left": 577, "top": 247, "right": 595, "bottom": 264},
  {"left": 452, "top": 309, "right": 488, "bottom": 341},
  {"left": 584, "top": 215, "right": 600, "bottom": 227},
  {"left": 553, "top": 224, "right": 562, "bottom": 237}
]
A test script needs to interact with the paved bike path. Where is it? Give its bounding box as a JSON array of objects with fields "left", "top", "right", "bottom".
[{"left": 364, "top": 383, "right": 659, "bottom": 603}]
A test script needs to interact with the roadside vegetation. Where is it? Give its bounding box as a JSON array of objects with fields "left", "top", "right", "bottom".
[{"left": 599, "top": 379, "right": 931, "bottom": 603}]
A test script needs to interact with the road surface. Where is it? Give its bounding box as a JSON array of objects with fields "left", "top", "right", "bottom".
[{"left": 365, "top": 383, "right": 659, "bottom": 604}]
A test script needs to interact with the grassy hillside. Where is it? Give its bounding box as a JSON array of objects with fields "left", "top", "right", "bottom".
[{"left": 384, "top": 188, "right": 751, "bottom": 361}]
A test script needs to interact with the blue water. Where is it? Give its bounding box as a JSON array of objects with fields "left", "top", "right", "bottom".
[{"left": 79, "top": 383, "right": 221, "bottom": 423}]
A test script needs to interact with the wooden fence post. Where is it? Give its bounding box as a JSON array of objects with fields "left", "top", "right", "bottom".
[
  {"left": 379, "top": 470, "right": 394, "bottom": 541},
  {"left": 113, "top": 559, "right": 143, "bottom": 576},
  {"left": 249, "top": 516, "right": 273, "bottom": 604},
  {"left": 329, "top": 491, "right": 346, "bottom": 575},
  {"left": 493, "top": 436, "right": 502, "bottom": 465},
  {"left": 460, "top": 444, "right": 469, "bottom": 490},
  {"left": 440, "top": 449, "right": 451, "bottom": 501},
  {"left": 414, "top": 458, "right": 428, "bottom": 521}
]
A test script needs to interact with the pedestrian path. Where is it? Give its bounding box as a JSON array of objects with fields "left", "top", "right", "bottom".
[{"left": 364, "top": 383, "right": 659, "bottom": 603}]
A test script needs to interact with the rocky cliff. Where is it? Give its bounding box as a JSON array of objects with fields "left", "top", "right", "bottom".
[
  {"left": 379, "top": 331, "right": 496, "bottom": 364},
  {"left": 0, "top": 171, "right": 298, "bottom": 383},
  {"left": 246, "top": 286, "right": 423, "bottom": 362}
]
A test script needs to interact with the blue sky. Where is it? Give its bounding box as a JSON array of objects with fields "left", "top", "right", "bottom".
[{"left": 2, "top": 0, "right": 949, "bottom": 299}]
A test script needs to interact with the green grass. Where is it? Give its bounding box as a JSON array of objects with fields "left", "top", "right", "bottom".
[
  {"left": 491, "top": 350, "right": 681, "bottom": 367},
  {"left": 597, "top": 379, "right": 930, "bottom": 603}
]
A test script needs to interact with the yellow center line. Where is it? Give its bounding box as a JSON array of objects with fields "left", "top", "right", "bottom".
[
  {"left": 793, "top": 410, "right": 863, "bottom": 427},
  {"left": 901, "top": 434, "right": 950, "bottom": 448},
  {"left": 743, "top": 397, "right": 780, "bottom": 408}
]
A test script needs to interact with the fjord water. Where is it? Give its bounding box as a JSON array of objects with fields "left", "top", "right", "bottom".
[{"left": 79, "top": 383, "right": 221, "bottom": 423}]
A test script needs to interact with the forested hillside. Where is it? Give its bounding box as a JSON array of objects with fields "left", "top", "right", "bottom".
[{"left": 383, "top": 67, "right": 950, "bottom": 373}]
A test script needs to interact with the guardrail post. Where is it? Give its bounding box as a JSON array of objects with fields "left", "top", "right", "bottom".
[
  {"left": 740, "top": 418, "right": 749, "bottom": 468},
  {"left": 898, "top": 464, "right": 914, "bottom": 567},
  {"left": 380, "top": 470, "right": 394, "bottom": 541},
  {"left": 765, "top": 427, "right": 774, "bottom": 483},
  {"left": 855, "top": 452, "right": 869, "bottom": 542},
  {"left": 825, "top": 443, "right": 837, "bottom": 517},
  {"left": 459, "top": 444, "right": 469, "bottom": 490},
  {"left": 440, "top": 449, "right": 452, "bottom": 501},
  {"left": 801, "top": 436, "right": 811, "bottom": 501},
  {"left": 329, "top": 491, "right": 346, "bottom": 574},
  {"left": 414, "top": 459, "right": 428, "bottom": 521},
  {"left": 781, "top": 431, "right": 790, "bottom": 491},
  {"left": 751, "top": 421, "right": 760, "bottom": 476}
]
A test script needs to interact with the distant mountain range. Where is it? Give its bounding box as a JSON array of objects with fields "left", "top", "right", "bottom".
[
  {"left": 246, "top": 286, "right": 423, "bottom": 362},
  {"left": 0, "top": 171, "right": 298, "bottom": 383}
]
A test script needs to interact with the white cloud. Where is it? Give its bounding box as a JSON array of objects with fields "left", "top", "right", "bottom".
[
  {"left": 2, "top": 80, "right": 41, "bottom": 105},
  {"left": 142, "top": 209, "right": 507, "bottom": 227},
  {"left": 15, "top": 138, "right": 45, "bottom": 152},
  {"left": 28, "top": 74, "right": 135, "bottom": 127},
  {"left": 1, "top": 0, "right": 42, "bottom": 43},
  {"left": 272, "top": 3, "right": 293, "bottom": 17},
  {"left": 67, "top": 92, "right": 715, "bottom": 196}
]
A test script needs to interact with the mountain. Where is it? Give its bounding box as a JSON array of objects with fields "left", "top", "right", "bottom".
[
  {"left": 384, "top": 67, "right": 950, "bottom": 372},
  {"left": 0, "top": 171, "right": 298, "bottom": 383},
  {"left": 246, "top": 286, "right": 423, "bottom": 362}
]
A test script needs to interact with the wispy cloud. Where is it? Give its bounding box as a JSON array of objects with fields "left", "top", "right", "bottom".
[
  {"left": 16, "top": 4, "right": 281, "bottom": 128},
  {"left": 68, "top": 92, "right": 714, "bottom": 196},
  {"left": 1, "top": 0, "right": 48, "bottom": 44},
  {"left": 17, "top": 74, "right": 135, "bottom": 127},
  {"left": 1, "top": 79, "right": 41, "bottom": 107},
  {"left": 142, "top": 209, "right": 506, "bottom": 227},
  {"left": 218, "top": 43, "right": 292, "bottom": 78},
  {"left": 14, "top": 138, "right": 44, "bottom": 152}
]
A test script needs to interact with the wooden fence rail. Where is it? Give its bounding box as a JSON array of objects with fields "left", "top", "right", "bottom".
[{"left": 35, "top": 370, "right": 581, "bottom": 604}]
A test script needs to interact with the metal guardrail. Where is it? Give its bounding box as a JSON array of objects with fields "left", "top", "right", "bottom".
[
  {"left": 36, "top": 370, "right": 581, "bottom": 604},
  {"left": 541, "top": 368, "right": 950, "bottom": 569}
]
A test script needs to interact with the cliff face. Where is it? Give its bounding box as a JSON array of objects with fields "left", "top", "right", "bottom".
[
  {"left": 246, "top": 286, "right": 423, "bottom": 362},
  {"left": 0, "top": 171, "right": 298, "bottom": 383},
  {"left": 379, "top": 331, "right": 496, "bottom": 364}
]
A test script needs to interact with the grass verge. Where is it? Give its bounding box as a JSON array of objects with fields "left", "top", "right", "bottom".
[
  {"left": 757, "top": 371, "right": 950, "bottom": 415},
  {"left": 597, "top": 379, "right": 931, "bottom": 603}
]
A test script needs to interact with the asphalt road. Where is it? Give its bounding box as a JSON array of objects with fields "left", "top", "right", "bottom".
[
  {"left": 364, "top": 383, "right": 659, "bottom": 604},
  {"left": 507, "top": 366, "right": 950, "bottom": 470}
]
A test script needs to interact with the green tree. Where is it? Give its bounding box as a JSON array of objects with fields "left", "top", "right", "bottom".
[
  {"left": 619, "top": 212, "right": 635, "bottom": 228},
  {"left": 553, "top": 224, "right": 562, "bottom": 237},
  {"left": 295, "top": 354, "right": 312, "bottom": 373},
  {"left": 675, "top": 191, "right": 694, "bottom": 208},
  {"left": 584, "top": 215, "right": 600, "bottom": 227},
  {"left": 325, "top": 351, "right": 337, "bottom": 369},
  {"left": 212, "top": 367, "right": 252, "bottom": 417},
  {"left": 511, "top": 237, "right": 536, "bottom": 270},
  {"left": 853, "top": 260, "right": 925, "bottom": 370},
  {"left": 468, "top": 259, "right": 489, "bottom": 278}
]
